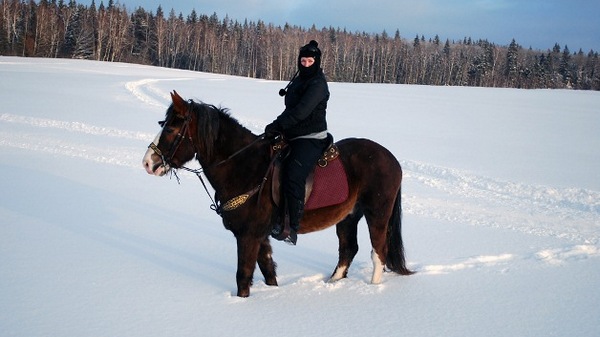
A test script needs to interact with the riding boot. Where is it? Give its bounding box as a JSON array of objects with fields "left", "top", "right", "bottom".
[
  {"left": 270, "top": 200, "right": 289, "bottom": 240},
  {"left": 284, "top": 196, "right": 304, "bottom": 245}
]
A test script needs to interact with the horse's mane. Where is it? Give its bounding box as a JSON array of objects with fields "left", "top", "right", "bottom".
[{"left": 185, "top": 100, "right": 254, "bottom": 161}]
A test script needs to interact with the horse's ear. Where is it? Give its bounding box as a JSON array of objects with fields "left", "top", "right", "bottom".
[{"left": 170, "top": 90, "right": 188, "bottom": 115}]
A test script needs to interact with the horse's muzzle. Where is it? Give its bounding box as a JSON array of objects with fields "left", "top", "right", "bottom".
[{"left": 142, "top": 148, "right": 169, "bottom": 176}]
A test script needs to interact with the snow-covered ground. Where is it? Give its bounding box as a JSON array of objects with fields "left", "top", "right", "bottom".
[{"left": 1, "top": 56, "right": 599, "bottom": 337}]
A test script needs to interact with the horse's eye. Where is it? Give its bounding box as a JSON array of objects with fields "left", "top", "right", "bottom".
[{"left": 158, "top": 120, "right": 166, "bottom": 127}]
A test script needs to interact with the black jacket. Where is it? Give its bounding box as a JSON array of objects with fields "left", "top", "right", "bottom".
[{"left": 275, "top": 69, "right": 329, "bottom": 139}]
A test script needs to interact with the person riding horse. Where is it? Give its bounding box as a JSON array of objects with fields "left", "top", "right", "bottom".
[
  {"left": 264, "top": 40, "right": 331, "bottom": 245},
  {"left": 143, "top": 90, "right": 412, "bottom": 297},
  {"left": 143, "top": 41, "right": 412, "bottom": 297}
]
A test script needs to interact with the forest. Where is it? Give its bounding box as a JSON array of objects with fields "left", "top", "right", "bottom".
[{"left": 1, "top": 0, "right": 599, "bottom": 90}]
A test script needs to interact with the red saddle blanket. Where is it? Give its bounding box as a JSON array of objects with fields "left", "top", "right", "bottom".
[
  {"left": 271, "top": 144, "right": 349, "bottom": 210},
  {"left": 305, "top": 156, "right": 349, "bottom": 210}
]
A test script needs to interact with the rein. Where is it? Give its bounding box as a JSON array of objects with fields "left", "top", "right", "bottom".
[
  {"left": 149, "top": 116, "right": 275, "bottom": 215},
  {"left": 213, "top": 133, "right": 268, "bottom": 167},
  {"left": 176, "top": 133, "right": 271, "bottom": 215},
  {"left": 173, "top": 166, "right": 221, "bottom": 213}
]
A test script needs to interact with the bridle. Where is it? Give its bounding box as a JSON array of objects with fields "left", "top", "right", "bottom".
[
  {"left": 147, "top": 111, "right": 194, "bottom": 171},
  {"left": 146, "top": 104, "right": 275, "bottom": 215}
]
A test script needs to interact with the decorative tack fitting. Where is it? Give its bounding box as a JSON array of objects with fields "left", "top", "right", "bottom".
[
  {"left": 221, "top": 194, "right": 250, "bottom": 211},
  {"left": 318, "top": 144, "right": 340, "bottom": 168}
]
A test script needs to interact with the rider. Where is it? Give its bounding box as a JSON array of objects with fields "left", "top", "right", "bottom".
[{"left": 264, "top": 40, "right": 331, "bottom": 245}]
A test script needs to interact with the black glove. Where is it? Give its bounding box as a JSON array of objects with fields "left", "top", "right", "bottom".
[{"left": 264, "top": 121, "right": 282, "bottom": 139}]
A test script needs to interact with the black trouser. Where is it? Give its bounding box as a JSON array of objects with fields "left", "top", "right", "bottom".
[{"left": 282, "top": 137, "right": 329, "bottom": 206}]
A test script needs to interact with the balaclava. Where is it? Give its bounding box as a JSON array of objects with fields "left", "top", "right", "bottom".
[{"left": 298, "top": 40, "right": 322, "bottom": 79}]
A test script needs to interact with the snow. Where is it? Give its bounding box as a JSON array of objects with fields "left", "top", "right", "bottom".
[{"left": 1, "top": 56, "right": 599, "bottom": 337}]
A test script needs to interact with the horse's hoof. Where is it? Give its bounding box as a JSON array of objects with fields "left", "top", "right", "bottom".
[
  {"left": 237, "top": 289, "right": 250, "bottom": 298},
  {"left": 329, "top": 265, "right": 348, "bottom": 282}
]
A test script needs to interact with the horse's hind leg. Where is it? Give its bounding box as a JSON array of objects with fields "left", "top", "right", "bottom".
[
  {"left": 257, "top": 237, "right": 278, "bottom": 286},
  {"left": 329, "top": 209, "right": 363, "bottom": 282},
  {"left": 364, "top": 208, "right": 392, "bottom": 284}
]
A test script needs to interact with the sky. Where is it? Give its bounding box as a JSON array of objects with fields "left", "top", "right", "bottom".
[
  {"left": 90, "top": 0, "right": 600, "bottom": 53},
  {"left": 79, "top": 0, "right": 600, "bottom": 53}
]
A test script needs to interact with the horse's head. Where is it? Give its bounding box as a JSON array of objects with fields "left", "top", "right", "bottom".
[{"left": 143, "top": 91, "right": 198, "bottom": 176}]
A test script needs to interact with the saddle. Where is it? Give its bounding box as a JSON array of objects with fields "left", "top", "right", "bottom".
[
  {"left": 216, "top": 137, "right": 349, "bottom": 217},
  {"left": 270, "top": 140, "right": 349, "bottom": 211}
]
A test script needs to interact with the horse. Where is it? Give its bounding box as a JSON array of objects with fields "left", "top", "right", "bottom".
[{"left": 142, "top": 91, "right": 413, "bottom": 297}]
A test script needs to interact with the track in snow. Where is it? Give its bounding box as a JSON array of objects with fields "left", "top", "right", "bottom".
[
  {"left": 1, "top": 78, "right": 598, "bottom": 275},
  {"left": 402, "top": 160, "right": 600, "bottom": 244},
  {"left": 2, "top": 112, "right": 598, "bottom": 245}
]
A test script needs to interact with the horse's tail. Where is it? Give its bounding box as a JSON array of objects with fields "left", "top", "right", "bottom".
[{"left": 386, "top": 186, "right": 415, "bottom": 275}]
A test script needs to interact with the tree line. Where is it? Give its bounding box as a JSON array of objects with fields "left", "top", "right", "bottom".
[{"left": 2, "top": 0, "right": 599, "bottom": 90}]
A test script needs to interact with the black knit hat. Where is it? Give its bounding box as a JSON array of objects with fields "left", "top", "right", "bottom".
[
  {"left": 299, "top": 40, "right": 321, "bottom": 59},
  {"left": 279, "top": 40, "right": 322, "bottom": 95}
]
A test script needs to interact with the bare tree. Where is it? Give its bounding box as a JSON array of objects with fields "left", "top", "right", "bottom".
[{"left": 1, "top": 0, "right": 597, "bottom": 90}]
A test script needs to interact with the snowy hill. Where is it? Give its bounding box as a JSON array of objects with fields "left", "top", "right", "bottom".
[{"left": 1, "top": 56, "right": 599, "bottom": 337}]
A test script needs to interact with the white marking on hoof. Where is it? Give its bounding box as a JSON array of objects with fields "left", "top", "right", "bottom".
[
  {"left": 329, "top": 265, "right": 348, "bottom": 282},
  {"left": 371, "top": 250, "right": 384, "bottom": 284}
]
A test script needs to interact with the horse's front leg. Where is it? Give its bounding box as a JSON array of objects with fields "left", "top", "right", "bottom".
[
  {"left": 235, "top": 235, "right": 261, "bottom": 297},
  {"left": 257, "top": 237, "right": 278, "bottom": 286}
]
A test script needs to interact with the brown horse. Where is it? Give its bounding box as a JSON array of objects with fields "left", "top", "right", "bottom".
[{"left": 142, "top": 91, "right": 413, "bottom": 297}]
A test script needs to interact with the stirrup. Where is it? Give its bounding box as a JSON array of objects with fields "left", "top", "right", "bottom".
[
  {"left": 271, "top": 223, "right": 291, "bottom": 241},
  {"left": 283, "top": 230, "right": 297, "bottom": 245}
]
